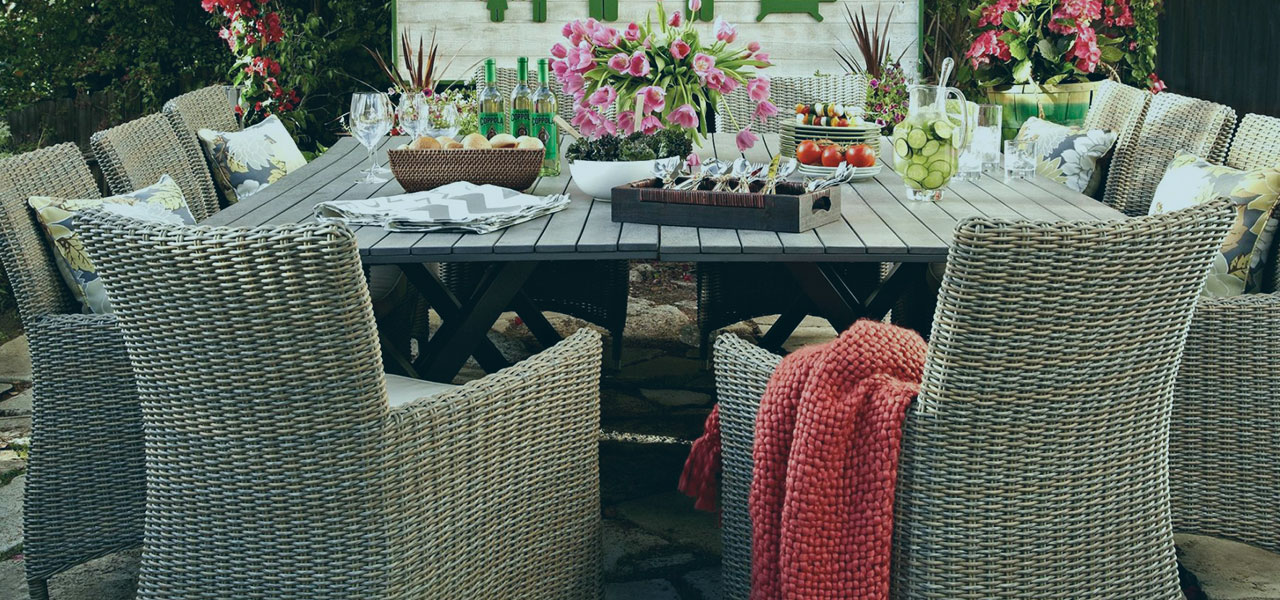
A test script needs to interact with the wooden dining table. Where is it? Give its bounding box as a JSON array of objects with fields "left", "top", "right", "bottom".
[{"left": 205, "top": 133, "right": 1126, "bottom": 382}]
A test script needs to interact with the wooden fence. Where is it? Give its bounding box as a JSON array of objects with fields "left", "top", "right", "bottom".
[
  {"left": 4, "top": 90, "right": 144, "bottom": 151},
  {"left": 1157, "top": 0, "right": 1280, "bottom": 119}
]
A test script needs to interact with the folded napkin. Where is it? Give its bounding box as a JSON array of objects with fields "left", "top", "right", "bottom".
[{"left": 313, "top": 182, "right": 570, "bottom": 233}]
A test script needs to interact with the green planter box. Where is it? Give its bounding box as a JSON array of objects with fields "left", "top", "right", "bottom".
[{"left": 986, "top": 80, "right": 1106, "bottom": 140}]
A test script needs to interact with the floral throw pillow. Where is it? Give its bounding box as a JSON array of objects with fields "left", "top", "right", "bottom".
[
  {"left": 198, "top": 114, "right": 306, "bottom": 204},
  {"left": 28, "top": 174, "right": 197, "bottom": 314},
  {"left": 1015, "top": 117, "right": 1118, "bottom": 196},
  {"left": 1149, "top": 152, "right": 1280, "bottom": 297}
]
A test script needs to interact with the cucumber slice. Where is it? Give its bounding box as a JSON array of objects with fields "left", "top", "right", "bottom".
[
  {"left": 922, "top": 172, "right": 945, "bottom": 189},
  {"left": 951, "top": 128, "right": 964, "bottom": 148},
  {"left": 894, "top": 138, "right": 909, "bottom": 158},
  {"left": 932, "top": 120, "right": 954, "bottom": 140},
  {"left": 921, "top": 140, "right": 940, "bottom": 157},
  {"left": 903, "top": 176, "right": 924, "bottom": 190},
  {"left": 911, "top": 153, "right": 929, "bottom": 165},
  {"left": 906, "top": 128, "right": 927, "bottom": 149},
  {"left": 906, "top": 163, "right": 928, "bottom": 181},
  {"left": 929, "top": 159, "right": 953, "bottom": 178}
]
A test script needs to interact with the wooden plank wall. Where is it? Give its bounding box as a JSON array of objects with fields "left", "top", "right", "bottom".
[
  {"left": 397, "top": 0, "right": 920, "bottom": 80},
  {"left": 1157, "top": 0, "right": 1280, "bottom": 118}
]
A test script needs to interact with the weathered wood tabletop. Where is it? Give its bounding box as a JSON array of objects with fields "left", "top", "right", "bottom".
[{"left": 204, "top": 134, "right": 1126, "bottom": 263}]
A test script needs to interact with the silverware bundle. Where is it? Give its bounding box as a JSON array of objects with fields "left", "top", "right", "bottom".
[
  {"left": 652, "top": 157, "right": 798, "bottom": 194},
  {"left": 804, "top": 162, "right": 858, "bottom": 192}
]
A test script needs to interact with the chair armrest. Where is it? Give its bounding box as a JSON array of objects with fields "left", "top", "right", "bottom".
[
  {"left": 22, "top": 312, "right": 145, "bottom": 580},
  {"left": 712, "top": 333, "right": 781, "bottom": 600},
  {"left": 382, "top": 328, "right": 602, "bottom": 599},
  {"left": 1170, "top": 292, "right": 1280, "bottom": 554}
]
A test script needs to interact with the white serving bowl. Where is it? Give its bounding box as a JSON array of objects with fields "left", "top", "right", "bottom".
[{"left": 569, "top": 158, "right": 663, "bottom": 200}]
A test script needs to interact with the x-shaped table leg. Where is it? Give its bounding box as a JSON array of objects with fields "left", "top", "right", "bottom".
[{"left": 775, "top": 262, "right": 930, "bottom": 345}]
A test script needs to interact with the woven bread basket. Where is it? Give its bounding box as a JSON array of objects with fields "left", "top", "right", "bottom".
[{"left": 388, "top": 148, "right": 543, "bottom": 192}]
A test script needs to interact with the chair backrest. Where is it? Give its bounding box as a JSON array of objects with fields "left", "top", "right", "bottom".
[
  {"left": 473, "top": 64, "right": 576, "bottom": 122},
  {"left": 162, "top": 85, "right": 241, "bottom": 137},
  {"left": 0, "top": 143, "right": 96, "bottom": 324},
  {"left": 79, "top": 212, "right": 392, "bottom": 597},
  {"left": 890, "top": 200, "right": 1234, "bottom": 599},
  {"left": 1084, "top": 80, "right": 1150, "bottom": 202},
  {"left": 719, "top": 74, "right": 868, "bottom": 134},
  {"left": 1104, "top": 91, "right": 1237, "bottom": 216},
  {"left": 90, "top": 112, "right": 221, "bottom": 222}
]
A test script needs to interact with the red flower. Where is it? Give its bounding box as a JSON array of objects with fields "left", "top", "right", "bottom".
[
  {"left": 1103, "top": 0, "right": 1135, "bottom": 27},
  {"left": 258, "top": 12, "right": 284, "bottom": 44},
  {"left": 1049, "top": 0, "right": 1102, "bottom": 34},
  {"left": 965, "top": 30, "right": 1012, "bottom": 69},
  {"left": 977, "top": 0, "right": 1022, "bottom": 28},
  {"left": 1148, "top": 72, "right": 1166, "bottom": 94},
  {"left": 1069, "top": 25, "right": 1102, "bottom": 73}
]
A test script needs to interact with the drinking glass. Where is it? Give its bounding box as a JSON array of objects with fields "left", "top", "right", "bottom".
[
  {"left": 1004, "top": 139, "right": 1036, "bottom": 180},
  {"left": 351, "top": 92, "right": 394, "bottom": 184},
  {"left": 956, "top": 105, "right": 1003, "bottom": 182},
  {"left": 396, "top": 91, "right": 429, "bottom": 140},
  {"left": 422, "top": 102, "right": 460, "bottom": 140}
]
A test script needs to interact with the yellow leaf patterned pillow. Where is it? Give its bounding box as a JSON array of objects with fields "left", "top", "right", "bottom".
[
  {"left": 198, "top": 115, "right": 307, "bottom": 204},
  {"left": 28, "top": 174, "right": 197, "bottom": 314},
  {"left": 1149, "top": 153, "right": 1280, "bottom": 297}
]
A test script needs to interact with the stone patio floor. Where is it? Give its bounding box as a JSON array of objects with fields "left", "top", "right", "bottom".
[{"left": 0, "top": 266, "right": 1277, "bottom": 598}]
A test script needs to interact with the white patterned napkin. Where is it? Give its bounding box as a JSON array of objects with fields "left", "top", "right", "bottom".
[{"left": 313, "top": 182, "right": 570, "bottom": 233}]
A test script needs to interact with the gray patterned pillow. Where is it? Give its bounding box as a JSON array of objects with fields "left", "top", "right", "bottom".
[
  {"left": 1016, "top": 117, "right": 1118, "bottom": 196},
  {"left": 198, "top": 115, "right": 306, "bottom": 204}
]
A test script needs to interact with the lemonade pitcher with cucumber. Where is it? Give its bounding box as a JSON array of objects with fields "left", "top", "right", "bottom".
[{"left": 891, "top": 62, "right": 970, "bottom": 202}]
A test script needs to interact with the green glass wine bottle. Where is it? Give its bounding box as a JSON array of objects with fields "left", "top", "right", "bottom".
[
  {"left": 532, "top": 59, "right": 560, "bottom": 176},
  {"left": 510, "top": 57, "right": 534, "bottom": 138},
  {"left": 477, "top": 58, "right": 505, "bottom": 138}
]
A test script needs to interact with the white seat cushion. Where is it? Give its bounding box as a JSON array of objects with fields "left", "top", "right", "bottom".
[{"left": 384, "top": 374, "right": 458, "bottom": 408}]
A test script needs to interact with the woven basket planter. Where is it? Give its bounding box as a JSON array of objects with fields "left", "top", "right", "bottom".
[
  {"left": 986, "top": 80, "right": 1107, "bottom": 140},
  {"left": 387, "top": 148, "right": 543, "bottom": 192}
]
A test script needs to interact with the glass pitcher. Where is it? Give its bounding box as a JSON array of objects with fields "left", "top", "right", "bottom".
[{"left": 890, "top": 84, "right": 970, "bottom": 202}]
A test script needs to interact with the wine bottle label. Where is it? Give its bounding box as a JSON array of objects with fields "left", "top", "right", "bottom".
[
  {"left": 478, "top": 112, "right": 504, "bottom": 138},
  {"left": 532, "top": 112, "right": 558, "bottom": 162},
  {"left": 510, "top": 109, "right": 532, "bottom": 137}
]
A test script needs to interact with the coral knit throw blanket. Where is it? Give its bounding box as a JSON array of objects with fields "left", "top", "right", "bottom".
[{"left": 751, "top": 319, "right": 926, "bottom": 600}]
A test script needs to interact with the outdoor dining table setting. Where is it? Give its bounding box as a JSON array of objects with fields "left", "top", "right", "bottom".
[{"left": 204, "top": 130, "right": 1124, "bottom": 383}]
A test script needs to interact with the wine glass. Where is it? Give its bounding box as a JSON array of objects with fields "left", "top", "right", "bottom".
[
  {"left": 396, "top": 91, "right": 429, "bottom": 140},
  {"left": 422, "top": 101, "right": 460, "bottom": 140},
  {"left": 350, "top": 92, "right": 393, "bottom": 184}
]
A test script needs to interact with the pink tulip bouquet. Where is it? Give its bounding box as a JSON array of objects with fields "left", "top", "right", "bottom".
[{"left": 550, "top": 0, "right": 774, "bottom": 151}]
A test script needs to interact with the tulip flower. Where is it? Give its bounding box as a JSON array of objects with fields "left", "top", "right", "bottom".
[{"left": 668, "top": 103, "right": 699, "bottom": 128}]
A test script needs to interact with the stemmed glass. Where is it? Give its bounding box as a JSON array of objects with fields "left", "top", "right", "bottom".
[
  {"left": 396, "top": 91, "right": 429, "bottom": 140},
  {"left": 422, "top": 101, "right": 460, "bottom": 140},
  {"left": 350, "top": 92, "right": 394, "bottom": 184}
]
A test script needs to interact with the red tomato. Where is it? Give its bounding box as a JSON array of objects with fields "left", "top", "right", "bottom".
[
  {"left": 845, "top": 144, "right": 876, "bottom": 167},
  {"left": 821, "top": 144, "right": 844, "bottom": 167},
  {"left": 796, "top": 140, "right": 821, "bottom": 165}
]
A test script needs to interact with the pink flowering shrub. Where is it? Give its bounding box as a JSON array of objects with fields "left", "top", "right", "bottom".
[
  {"left": 551, "top": 1, "right": 772, "bottom": 149},
  {"left": 202, "top": 0, "right": 301, "bottom": 121},
  {"left": 966, "top": 0, "right": 1164, "bottom": 92}
]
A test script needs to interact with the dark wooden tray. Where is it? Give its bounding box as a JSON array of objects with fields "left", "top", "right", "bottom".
[{"left": 610, "top": 178, "right": 841, "bottom": 233}]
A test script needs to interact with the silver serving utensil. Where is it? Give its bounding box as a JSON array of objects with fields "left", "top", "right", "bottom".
[
  {"left": 653, "top": 156, "right": 686, "bottom": 189},
  {"left": 681, "top": 160, "right": 728, "bottom": 190},
  {"left": 716, "top": 157, "right": 750, "bottom": 191},
  {"left": 805, "top": 162, "right": 855, "bottom": 192},
  {"left": 736, "top": 162, "right": 768, "bottom": 193},
  {"left": 764, "top": 158, "right": 797, "bottom": 195}
]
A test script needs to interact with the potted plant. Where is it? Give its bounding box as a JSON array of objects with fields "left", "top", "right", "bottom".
[
  {"left": 566, "top": 129, "right": 693, "bottom": 199},
  {"left": 549, "top": 0, "right": 774, "bottom": 150},
  {"left": 966, "top": 0, "right": 1163, "bottom": 139},
  {"left": 833, "top": 5, "right": 911, "bottom": 162}
]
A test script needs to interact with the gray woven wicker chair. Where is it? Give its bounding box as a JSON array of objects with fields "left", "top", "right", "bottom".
[
  {"left": 1083, "top": 80, "right": 1151, "bottom": 202},
  {"left": 1170, "top": 113, "right": 1280, "bottom": 556},
  {"left": 718, "top": 74, "right": 868, "bottom": 135},
  {"left": 90, "top": 112, "right": 222, "bottom": 222},
  {"left": 162, "top": 85, "right": 240, "bottom": 137},
  {"left": 1102, "top": 91, "right": 1236, "bottom": 216},
  {"left": 0, "top": 144, "right": 145, "bottom": 600},
  {"left": 79, "top": 212, "right": 603, "bottom": 599},
  {"left": 696, "top": 75, "right": 872, "bottom": 355},
  {"left": 715, "top": 200, "right": 1234, "bottom": 600}
]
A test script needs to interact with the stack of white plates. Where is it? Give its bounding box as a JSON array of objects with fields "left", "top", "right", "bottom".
[
  {"left": 781, "top": 120, "right": 882, "bottom": 158},
  {"left": 796, "top": 163, "right": 882, "bottom": 181}
]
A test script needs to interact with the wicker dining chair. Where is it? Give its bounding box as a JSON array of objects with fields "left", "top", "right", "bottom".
[
  {"left": 1082, "top": 80, "right": 1151, "bottom": 202},
  {"left": 0, "top": 144, "right": 145, "bottom": 600},
  {"left": 715, "top": 200, "right": 1234, "bottom": 600},
  {"left": 718, "top": 74, "right": 868, "bottom": 135},
  {"left": 162, "top": 85, "right": 241, "bottom": 137},
  {"left": 90, "top": 112, "right": 222, "bottom": 222},
  {"left": 79, "top": 212, "right": 603, "bottom": 599},
  {"left": 1169, "top": 112, "right": 1280, "bottom": 556},
  {"left": 1102, "top": 91, "right": 1236, "bottom": 216}
]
